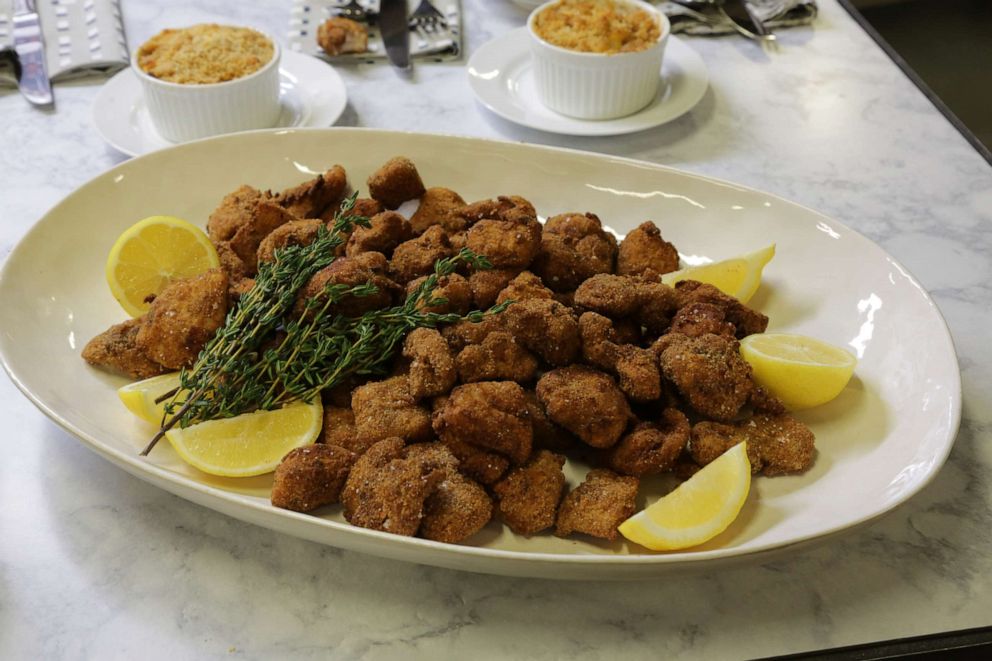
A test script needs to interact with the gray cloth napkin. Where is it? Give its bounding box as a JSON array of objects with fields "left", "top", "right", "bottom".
[
  {"left": 0, "top": 0, "right": 128, "bottom": 86},
  {"left": 658, "top": 0, "right": 817, "bottom": 35},
  {"left": 288, "top": 0, "right": 463, "bottom": 63}
]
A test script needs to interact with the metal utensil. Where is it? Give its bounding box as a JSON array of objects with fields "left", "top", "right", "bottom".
[
  {"left": 379, "top": 0, "right": 411, "bottom": 70},
  {"left": 333, "top": 0, "right": 373, "bottom": 24},
  {"left": 12, "top": 0, "right": 54, "bottom": 108},
  {"left": 409, "top": 0, "right": 448, "bottom": 33},
  {"left": 720, "top": 0, "right": 777, "bottom": 46}
]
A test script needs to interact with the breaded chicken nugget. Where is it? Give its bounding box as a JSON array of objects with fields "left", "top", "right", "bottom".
[
  {"left": 296, "top": 251, "right": 398, "bottom": 318},
  {"left": 352, "top": 376, "right": 433, "bottom": 445},
  {"left": 749, "top": 385, "right": 787, "bottom": 414},
  {"left": 466, "top": 217, "right": 542, "bottom": 270},
  {"left": 271, "top": 444, "right": 356, "bottom": 512},
  {"left": 690, "top": 413, "right": 816, "bottom": 476},
  {"left": 674, "top": 280, "right": 768, "bottom": 338},
  {"left": 496, "top": 271, "right": 554, "bottom": 305},
  {"left": 367, "top": 157, "right": 426, "bottom": 210},
  {"left": 389, "top": 225, "right": 454, "bottom": 284},
  {"left": 403, "top": 328, "right": 457, "bottom": 398},
  {"left": 532, "top": 212, "right": 618, "bottom": 292},
  {"left": 317, "top": 17, "right": 368, "bottom": 56},
  {"left": 410, "top": 187, "right": 467, "bottom": 235},
  {"left": 322, "top": 405, "right": 372, "bottom": 455},
  {"left": 341, "top": 438, "right": 444, "bottom": 535},
  {"left": 537, "top": 366, "right": 631, "bottom": 449},
  {"left": 616, "top": 221, "right": 679, "bottom": 276},
  {"left": 322, "top": 197, "right": 383, "bottom": 223},
  {"left": 81, "top": 317, "right": 168, "bottom": 379},
  {"left": 440, "top": 315, "right": 503, "bottom": 353},
  {"left": 433, "top": 381, "right": 533, "bottom": 464},
  {"left": 669, "top": 301, "right": 736, "bottom": 339},
  {"left": 578, "top": 312, "right": 661, "bottom": 402},
  {"left": 406, "top": 272, "right": 472, "bottom": 315},
  {"left": 345, "top": 211, "right": 414, "bottom": 258},
  {"left": 136, "top": 269, "right": 228, "bottom": 370},
  {"left": 657, "top": 333, "right": 753, "bottom": 421},
  {"left": 574, "top": 273, "right": 644, "bottom": 318},
  {"left": 502, "top": 299, "right": 580, "bottom": 367},
  {"left": 457, "top": 195, "right": 537, "bottom": 227},
  {"left": 455, "top": 331, "right": 539, "bottom": 384},
  {"left": 207, "top": 185, "right": 269, "bottom": 244},
  {"left": 635, "top": 281, "right": 679, "bottom": 336},
  {"left": 492, "top": 450, "right": 567, "bottom": 536},
  {"left": 555, "top": 469, "right": 639, "bottom": 541},
  {"left": 208, "top": 186, "right": 296, "bottom": 274},
  {"left": 275, "top": 165, "right": 349, "bottom": 219},
  {"left": 257, "top": 219, "right": 324, "bottom": 264},
  {"left": 608, "top": 409, "right": 690, "bottom": 476},
  {"left": 420, "top": 472, "right": 493, "bottom": 543},
  {"left": 523, "top": 390, "right": 575, "bottom": 452},
  {"left": 214, "top": 239, "right": 252, "bottom": 294},
  {"left": 433, "top": 431, "right": 510, "bottom": 485},
  {"left": 468, "top": 268, "right": 521, "bottom": 308}
]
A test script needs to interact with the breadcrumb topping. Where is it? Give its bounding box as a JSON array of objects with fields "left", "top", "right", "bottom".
[
  {"left": 533, "top": 0, "right": 661, "bottom": 54},
  {"left": 137, "top": 24, "right": 274, "bottom": 85}
]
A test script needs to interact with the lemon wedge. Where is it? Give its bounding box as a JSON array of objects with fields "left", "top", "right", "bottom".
[
  {"left": 661, "top": 244, "right": 775, "bottom": 303},
  {"left": 164, "top": 399, "right": 323, "bottom": 477},
  {"left": 740, "top": 333, "right": 857, "bottom": 410},
  {"left": 619, "top": 442, "right": 751, "bottom": 551},
  {"left": 118, "top": 372, "right": 185, "bottom": 424},
  {"left": 106, "top": 215, "right": 220, "bottom": 317}
]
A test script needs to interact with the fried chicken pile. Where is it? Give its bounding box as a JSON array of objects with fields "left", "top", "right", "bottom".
[{"left": 82, "top": 156, "right": 817, "bottom": 547}]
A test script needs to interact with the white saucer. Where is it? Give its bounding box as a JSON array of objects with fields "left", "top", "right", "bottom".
[
  {"left": 93, "top": 51, "right": 349, "bottom": 157},
  {"left": 468, "top": 29, "right": 709, "bottom": 136}
]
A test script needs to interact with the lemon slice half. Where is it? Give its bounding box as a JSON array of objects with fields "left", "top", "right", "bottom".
[
  {"left": 106, "top": 215, "right": 219, "bottom": 317},
  {"left": 740, "top": 333, "right": 857, "bottom": 410},
  {"left": 661, "top": 244, "right": 775, "bottom": 303},
  {"left": 164, "top": 399, "right": 323, "bottom": 477},
  {"left": 619, "top": 442, "right": 751, "bottom": 551},
  {"left": 118, "top": 372, "right": 185, "bottom": 424}
]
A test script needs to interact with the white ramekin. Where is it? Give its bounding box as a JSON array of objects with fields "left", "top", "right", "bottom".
[
  {"left": 132, "top": 32, "right": 282, "bottom": 143},
  {"left": 527, "top": 0, "right": 670, "bottom": 120}
]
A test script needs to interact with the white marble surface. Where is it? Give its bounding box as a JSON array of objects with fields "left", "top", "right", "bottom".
[{"left": 2, "top": 1, "right": 991, "bottom": 658}]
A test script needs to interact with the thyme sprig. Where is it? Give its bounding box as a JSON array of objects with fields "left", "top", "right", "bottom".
[{"left": 140, "top": 197, "right": 506, "bottom": 456}]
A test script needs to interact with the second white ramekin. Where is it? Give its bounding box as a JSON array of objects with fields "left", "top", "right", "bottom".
[
  {"left": 527, "top": 0, "right": 670, "bottom": 120},
  {"left": 132, "top": 33, "right": 282, "bottom": 143}
]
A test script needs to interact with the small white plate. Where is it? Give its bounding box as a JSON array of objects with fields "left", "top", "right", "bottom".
[
  {"left": 468, "top": 28, "right": 709, "bottom": 136},
  {"left": 93, "top": 51, "right": 348, "bottom": 157}
]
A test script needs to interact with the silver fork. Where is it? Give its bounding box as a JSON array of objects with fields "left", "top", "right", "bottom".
[
  {"left": 408, "top": 0, "right": 448, "bottom": 33},
  {"left": 334, "top": 0, "right": 371, "bottom": 23}
]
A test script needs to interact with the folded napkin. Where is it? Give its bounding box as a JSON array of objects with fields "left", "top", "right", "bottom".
[
  {"left": 658, "top": 0, "right": 817, "bottom": 35},
  {"left": 288, "top": 0, "right": 463, "bottom": 63}
]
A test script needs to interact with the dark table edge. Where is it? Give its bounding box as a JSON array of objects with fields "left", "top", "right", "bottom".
[
  {"left": 757, "top": 623, "right": 992, "bottom": 660},
  {"left": 835, "top": 0, "right": 992, "bottom": 167}
]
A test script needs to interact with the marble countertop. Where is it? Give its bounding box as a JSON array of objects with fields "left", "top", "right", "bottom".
[{"left": 3, "top": 1, "right": 991, "bottom": 658}]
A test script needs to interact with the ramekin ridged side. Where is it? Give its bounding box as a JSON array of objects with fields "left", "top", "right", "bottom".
[{"left": 133, "top": 37, "right": 281, "bottom": 143}]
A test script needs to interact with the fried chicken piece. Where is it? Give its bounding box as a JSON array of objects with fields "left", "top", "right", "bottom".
[
  {"left": 341, "top": 438, "right": 445, "bottom": 535},
  {"left": 405, "top": 443, "right": 493, "bottom": 543},
  {"left": 523, "top": 390, "right": 575, "bottom": 452},
  {"left": 317, "top": 17, "right": 368, "bottom": 56},
  {"left": 403, "top": 328, "right": 457, "bottom": 399},
  {"left": 297, "top": 251, "right": 397, "bottom": 318},
  {"left": 468, "top": 268, "right": 521, "bottom": 308},
  {"left": 555, "top": 469, "right": 639, "bottom": 541},
  {"left": 457, "top": 195, "right": 537, "bottom": 227},
  {"left": 669, "top": 301, "right": 736, "bottom": 339},
  {"left": 352, "top": 376, "right": 433, "bottom": 445},
  {"left": 207, "top": 186, "right": 296, "bottom": 274},
  {"left": 321, "top": 405, "right": 372, "bottom": 454},
  {"left": 214, "top": 239, "right": 251, "bottom": 293},
  {"left": 617, "top": 221, "right": 679, "bottom": 276},
  {"left": 750, "top": 385, "right": 787, "bottom": 414},
  {"left": 275, "top": 165, "right": 349, "bottom": 219},
  {"left": 322, "top": 197, "right": 383, "bottom": 223},
  {"left": 437, "top": 434, "right": 511, "bottom": 486},
  {"left": 532, "top": 212, "right": 618, "bottom": 292},
  {"left": 367, "top": 157, "right": 426, "bottom": 210},
  {"left": 636, "top": 281, "right": 680, "bottom": 336},
  {"left": 345, "top": 211, "right": 414, "bottom": 258},
  {"left": 440, "top": 315, "right": 503, "bottom": 353},
  {"left": 455, "top": 331, "right": 538, "bottom": 384},
  {"left": 614, "top": 318, "right": 643, "bottom": 345},
  {"left": 492, "top": 450, "right": 567, "bottom": 536},
  {"left": 537, "top": 366, "right": 631, "bottom": 448},
  {"left": 271, "top": 444, "right": 356, "bottom": 512},
  {"left": 257, "top": 219, "right": 324, "bottom": 265},
  {"left": 495, "top": 271, "right": 554, "bottom": 305},
  {"left": 81, "top": 317, "right": 168, "bottom": 379},
  {"left": 578, "top": 312, "right": 661, "bottom": 402},
  {"left": 502, "top": 299, "right": 580, "bottom": 367},
  {"left": 574, "top": 274, "right": 644, "bottom": 318},
  {"left": 135, "top": 269, "right": 228, "bottom": 370},
  {"left": 433, "top": 381, "right": 533, "bottom": 465},
  {"left": 690, "top": 413, "right": 816, "bottom": 476},
  {"left": 410, "top": 187, "right": 467, "bottom": 235},
  {"left": 656, "top": 333, "right": 754, "bottom": 421},
  {"left": 608, "top": 409, "right": 689, "bottom": 476},
  {"left": 406, "top": 272, "right": 472, "bottom": 315},
  {"left": 466, "top": 217, "right": 542, "bottom": 270},
  {"left": 675, "top": 280, "right": 768, "bottom": 338},
  {"left": 389, "top": 225, "right": 455, "bottom": 284}
]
